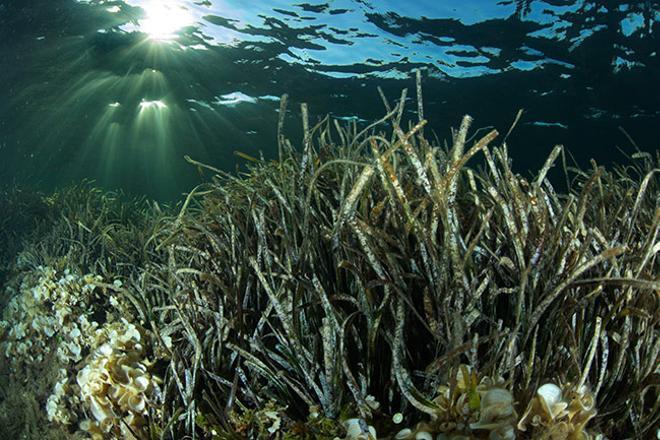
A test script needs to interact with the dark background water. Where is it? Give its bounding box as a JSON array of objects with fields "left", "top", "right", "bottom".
[{"left": 0, "top": 0, "right": 657, "bottom": 200}]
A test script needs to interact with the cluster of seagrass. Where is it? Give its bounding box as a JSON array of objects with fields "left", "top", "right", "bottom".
[{"left": 0, "top": 79, "right": 657, "bottom": 439}]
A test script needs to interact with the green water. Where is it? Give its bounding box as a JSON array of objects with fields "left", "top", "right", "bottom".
[{"left": 0, "top": 0, "right": 657, "bottom": 200}]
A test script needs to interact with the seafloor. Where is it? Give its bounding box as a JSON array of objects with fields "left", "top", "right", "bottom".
[{"left": 0, "top": 90, "right": 657, "bottom": 439}]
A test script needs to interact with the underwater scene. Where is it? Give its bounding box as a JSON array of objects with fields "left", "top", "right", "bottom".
[{"left": 0, "top": 0, "right": 658, "bottom": 439}]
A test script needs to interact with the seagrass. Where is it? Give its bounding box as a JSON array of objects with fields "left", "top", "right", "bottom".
[{"left": 0, "top": 87, "right": 657, "bottom": 439}]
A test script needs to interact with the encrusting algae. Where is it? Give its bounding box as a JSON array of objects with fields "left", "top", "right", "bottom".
[
  {"left": 392, "top": 365, "right": 516, "bottom": 440},
  {"left": 76, "top": 319, "right": 163, "bottom": 439},
  {"left": 517, "top": 382, "right": 597, "bottom": 439},
  {"left": 0, "top": 78, "right": 657, "bottom": 439},
  {"left": 2, "top": 266, "right": 101, "bottom": 368},
  {"left": 1, "top": 264, "right": 166, "bottom": 438}
]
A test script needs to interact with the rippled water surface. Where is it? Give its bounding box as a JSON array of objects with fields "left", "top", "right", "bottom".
[{"left": 0, "top": 0, "right": 657, "bottom": 198}]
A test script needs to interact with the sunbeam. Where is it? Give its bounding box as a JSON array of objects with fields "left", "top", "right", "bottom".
[{"left": 139, "top": 1, "right": 194, "bottom": 41}]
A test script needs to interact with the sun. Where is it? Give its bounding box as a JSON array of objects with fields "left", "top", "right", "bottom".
[{"left": 140, "top": 1, "right": 194, "bottom": 41}]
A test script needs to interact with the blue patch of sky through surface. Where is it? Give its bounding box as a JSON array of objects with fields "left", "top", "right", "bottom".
[{"left": 98, "top": 0, "right": 592, "bottom": 78}]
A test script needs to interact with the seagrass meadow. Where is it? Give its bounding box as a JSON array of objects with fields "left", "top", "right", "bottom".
[{"left": 0, "top": 88, "right": 658, "bottom": 440}]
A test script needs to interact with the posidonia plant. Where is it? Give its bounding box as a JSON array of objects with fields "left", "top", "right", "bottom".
[{"left": 1, "top": 80, "right": 657, "bottom": 439}]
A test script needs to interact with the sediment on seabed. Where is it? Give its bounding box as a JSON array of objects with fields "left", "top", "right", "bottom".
[{"left": 0, "top": 87, "right": 658, "bottom": 440}]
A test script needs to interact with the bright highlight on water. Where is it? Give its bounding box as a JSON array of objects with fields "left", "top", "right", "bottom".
[
  {"left": 138, "top": 0, "right": 194, "bottom": 41},
  {"left": 138, "top": 99, "right": 168, "bottom": 111}
]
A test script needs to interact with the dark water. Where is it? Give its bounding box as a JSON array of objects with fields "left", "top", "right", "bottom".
[{"left": 0, "top": 0, "right": 657, "bottom": 200}]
